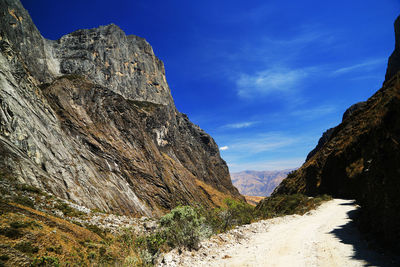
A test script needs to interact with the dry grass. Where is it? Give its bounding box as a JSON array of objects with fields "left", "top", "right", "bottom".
[
  {"left": 0, "top": 201, "right": 108, "bottom": 266},
  {"left": 194, "top": 179, "right": 238, "bottom": 208},
  {"left": 244, "top": 195, "right": 265, "bottom": 206}
]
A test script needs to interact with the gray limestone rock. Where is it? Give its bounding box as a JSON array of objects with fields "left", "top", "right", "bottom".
[{"left": 0, "top": 0, "right": 242, "bottom": 216}]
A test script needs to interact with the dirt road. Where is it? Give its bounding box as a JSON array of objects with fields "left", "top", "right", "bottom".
[{"left": 160, "top": 199, "right": 397, "bottom": 267}]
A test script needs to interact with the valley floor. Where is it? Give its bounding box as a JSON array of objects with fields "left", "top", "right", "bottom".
[{"left": 160, "top": 199, "right": 398, "bottom": 267}]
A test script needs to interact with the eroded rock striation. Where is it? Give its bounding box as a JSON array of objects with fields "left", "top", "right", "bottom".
[
  {"left": 0, "top": 0, "right": 241, "bottom": 216},
  {"left": 272, "top": 15, "right": 400, "bottom": 250}
]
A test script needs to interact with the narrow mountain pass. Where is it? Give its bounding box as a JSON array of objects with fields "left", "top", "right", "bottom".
[{"left": 161, "top": 199, "right": 397, "bottom": 267}]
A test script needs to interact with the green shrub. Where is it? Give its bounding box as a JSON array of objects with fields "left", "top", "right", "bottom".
[
  {"left": 13, "top": 196, "right": 34, "bottom": 208},
  {"left": 255, "top": 194, "right": 331, "bottom": 218},
  {"left": 84, "top": 224, "right": 105, "bottom": 238},
  {"left": 160, "top": 205, "right": 210, "bottom": 250},
  {"left": 16, "top": 184, "right": 43, "bottom": 194},
  {"left": 97, "top": 246, "right": 116, "bottom": 265},
  {"left": 87, "top": 251, "right": 96, "bottom": 261},
  {"left": 46, "top": 245, "right": 63, "bottom": 254},
  {"left": 31, "top": 256, "right": 60, "bottom": 267},
  {"left": 14, "top": 241, "right": 39, "bottom": 254},
  {"left": 123, "top": 255, "right": 140, "bottom": 266},
  {"left": 196, "top": 199, "right": 254, "bottom": 233},
  {"left": 195, "top": 206, "right": 223, "bottom": 234},
  {"left": 0, "top": 227, "right": 22, "bottom": 239},
  {"left": 9, "top": 220, "right": 33, "bottom": 229},
  {"left": 0, "top": 255, "right": 9, "bottom": 261},
  {"left": 219, "top": 199, "right": 254, "bottom": 231},
  {"left": 118, "top": 227, "right": 135, "bottom": 247},
  {"left": 55, "top": 202, "right": 85, "bottom": 218},
  {"left": 136, "top": 232, "right": 166, "bottom": 256}
]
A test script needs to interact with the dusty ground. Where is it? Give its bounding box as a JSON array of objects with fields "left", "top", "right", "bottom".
[{"left": 160, "top": 199, "right": 398, "bottom": 267}]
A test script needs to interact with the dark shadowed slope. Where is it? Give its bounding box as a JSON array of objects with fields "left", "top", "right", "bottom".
[{"left": 273, "top": 15, "right": 400, "bottom": 250}]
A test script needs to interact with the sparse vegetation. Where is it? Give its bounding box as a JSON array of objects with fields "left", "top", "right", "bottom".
[
  {"left": 196, "top": 198, "right": 255, "bottom": 233},
  {"left": 0, "top": 172, "right": 331, "bottom": 266},
  {"left": 55, "top": 201, "right": 85, "bottom": 218},
  {"left": 159, "top": 205, "right": 210, "bottom": 251},
  {"left": 14, "top": 241, "right": 39, "bottom": 254},
  {"left": 84, "top": 223, "right": 105, "bottom": 238},
  {"left": 31, "top": 256, "right": 60, "bottom": 267},
  {"left": 0, "top": 226, "right": 23, "bottom": 238},
  {"left": 0, "top": 255, "right": 9, "bottom": 261},
  {"left": 219, "top": 199, "right": 254, "bottom": 231},
  {"left": 12, "top": 195, "right": 34, "bottom": 208},
  {"left": 16, "top": 184, "right": 43, "bottom": 195},
  {"left": 255, "top": 194, "right": 332, "bottom": 218}
]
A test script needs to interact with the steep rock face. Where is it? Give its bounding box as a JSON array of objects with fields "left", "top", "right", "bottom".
[
  {"left": 0, "top": 0, "right": 241, "bottom": 216},
  {"left": 273, "top": 16, "right": 400, "bottom": 249},
  {"left": 305, "top": 128, "right": 335, "bottom": 161},
  {"left": 385, "top": 16, "right": 400, "bottom": 82},
  {"left": 305, "top": 101, "right": 366, "bottom": 161},
  {"left": 51, "top": 24, "right": 173, "bottom": 105}
]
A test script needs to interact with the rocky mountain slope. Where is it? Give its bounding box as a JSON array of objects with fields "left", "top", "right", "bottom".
[
  {"left": 231, "top": 169, "right": 293, "bottom": 196},
  {"left": 272, "top": 16, "right": 400, "bottom": 250},
  {"left": 0, "top": 0, "right": 241, "bottom": 217}
]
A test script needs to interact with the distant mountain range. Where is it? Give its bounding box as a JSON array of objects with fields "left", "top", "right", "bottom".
[{"left": 231, "top": 169, "right": 295, "bottom": 196}]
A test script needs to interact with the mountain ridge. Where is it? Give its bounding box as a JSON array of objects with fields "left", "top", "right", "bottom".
[
  {"left": 0, "top": 0, "right": 242, "bottom": 216},
  {"left": 271, "top": 15, "right": 400, "bottom": 250},
  {"left": 231, "top": 169, "right": 294, "bottom": 196}
]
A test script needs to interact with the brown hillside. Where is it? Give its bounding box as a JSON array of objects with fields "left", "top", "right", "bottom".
[{"left": 273, "top": 16, "right": 400, "bottom": 250}]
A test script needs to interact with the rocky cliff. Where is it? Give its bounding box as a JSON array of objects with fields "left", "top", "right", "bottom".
[
  {"left": 272, "top": 16, "right": 400, "bottom": 249},
  {"left": 0, "top": 0, "right": 241, "bottom": 216}
]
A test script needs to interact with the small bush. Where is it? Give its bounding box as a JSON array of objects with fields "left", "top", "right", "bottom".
[
  {"left": 13, "top": 196, "right": 34, "bottom": 208},
  {"left": 0, "top": 227, "right": 22, "bottom": 239},
  {"left": 55, "top": 202, "right": 85, "bottom": 218},
  {"left": 219, "top": 199, "right": 254, "bottom": 231},
  {"left": 84, "top": 224, "right": 105, "bottom": 238},
  {"left": 255, "top": 194, "right": 331, "bottom": 218},
  {"left": 87, "top": 251, "right": 96, "bottom": 261},
  {"left": 46, "top": 245, "right": 63, "bottom": 254},
  {"left": 9, "top": 220, "right": 33, "bottom": 229},
  {"left": 160, "top": 205, "right": 209, "bottom": 250},
  {"left": 14, "top": 241, "right": 39, "bottom": 254},
  {"left": 31, "top": 256, "right": 60, "bottom": 267},
  {"left": 123, "top": 255, "right": 140, "bottom": 266},
  {"left": 118, "top": 227, "right": 135, "bottom": 248},
  {"left": 136, "top": 232, "right": 166, "bottom": 256},
  {"left": 0, "top": 255, "right": 9, "bottom": 261},
  {"left": 139, "top": 249, "right": 153, "bottom": 266},
  {"left": 16, "top": 184, "right": 43, "bottom": 194},
  {"left": 196, "top": 199, "right": 254, "bottom": 233},
  {"left": 97, "top": 247, "right": 116, "bottom": 265}
]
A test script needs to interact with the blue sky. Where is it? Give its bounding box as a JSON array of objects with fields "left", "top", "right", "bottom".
[{"left": 21, "top": 0, "right": 400, "bottom": 172}]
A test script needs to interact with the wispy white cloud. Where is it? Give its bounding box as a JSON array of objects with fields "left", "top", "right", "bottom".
[
  {"left": 290, "top": 105, "right": 336, "bottom": 121},
  {"left": 227, "top": 158, "right": 303, "bottom": 172},
  {"left": 260, "top": 28, "right": 330, "bottom": 48},
  {"left": 220, "top": 146, "right": 229, "bottom": 151},
  {"left": 332, "top": 58, "right": 386, "bottom": 75},
  {"left": 237, "top": 67, "right": 312, "bottom": 98},
  {"left": 223, "top": 121, "right": 258, "bottom": 129},
  {"left": 226, "top": 133, "right": 297, "bottom": 154}
]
